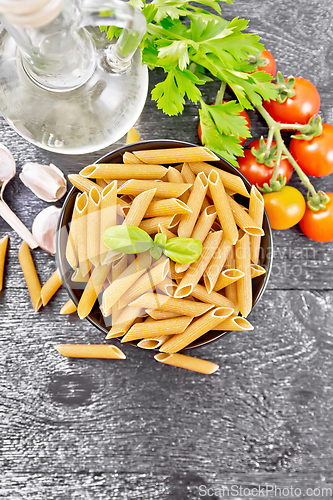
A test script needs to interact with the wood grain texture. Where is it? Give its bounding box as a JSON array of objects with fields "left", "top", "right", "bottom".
[{"left": 1, "top": 0, "right": 333, "bottom": 497}]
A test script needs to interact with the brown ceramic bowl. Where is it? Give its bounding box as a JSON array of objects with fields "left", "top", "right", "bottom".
[{"left": 56, "top": 140, "right": 273, "bottom": 350}]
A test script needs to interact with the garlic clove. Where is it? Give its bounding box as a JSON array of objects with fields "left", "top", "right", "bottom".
[
  {"left": 0, "top": 143, "right": 16, "bottom": 198},
  {"left": 19, "top": 162, "right": 67, "bottom": 202},
  {"left": 32, "top": 206, "right": 61, "bottom": 254}
]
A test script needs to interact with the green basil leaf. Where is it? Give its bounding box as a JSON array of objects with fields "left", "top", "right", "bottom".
[
  {"left": 164, "top": 238, "right": 202, "bottom": 264},
  {"left": 150, "top": 245, "right": 163, "bottom": 260},
  {"left": 102, "top": 225, "right": 153, "bottom": 254},
  {"left": 150, "top": 233, "right": 167, "bottom": 260},
  {"left": 154, "top": 233, "right": 167, "bottom": 248}
]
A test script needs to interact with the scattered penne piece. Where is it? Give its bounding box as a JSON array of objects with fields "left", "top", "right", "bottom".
[
  {"left": 0, "top": 235, "right": 9, "bottom": 292},
  {"left": 18, "top": 241, "right": 42, "bottom": 312},
  {"left": 154, "top": 353, "right": 219, "bottom": 374},
  {"left": 60, "top": 299, "right": 77, "bottom": 314},
  {"left": 56, "top": 344, "right": 126, "bottom": 359},
  {"left": 126, "top": 127, "right": 140, "bottom": 144},
  {"left": 41, "top": 268, "right": 62, "bottom": 306},
  {"left": 133, "top": 146, "right": 219, "bottom": 164}
]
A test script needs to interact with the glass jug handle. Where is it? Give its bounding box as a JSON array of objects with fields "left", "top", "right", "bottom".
[{"left": 80, "top": 0, "right": 147, "bottom": 71}]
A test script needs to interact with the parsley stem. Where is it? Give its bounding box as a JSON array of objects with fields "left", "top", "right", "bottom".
[{"left": 215, "top": 81, "right": 226, "bottom": 105}]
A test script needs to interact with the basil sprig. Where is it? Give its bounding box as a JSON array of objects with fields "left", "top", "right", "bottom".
[{"left": 103, "top": 226, "right": 202, "bottom": 265}]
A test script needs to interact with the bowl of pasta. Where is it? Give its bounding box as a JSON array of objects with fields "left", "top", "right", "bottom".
[{"left": 56, "top": 140, "right": 273, "bottom": 352}]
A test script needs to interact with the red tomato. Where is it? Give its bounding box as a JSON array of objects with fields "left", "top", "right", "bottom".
[
  {"left": 289, "top": 123, "right": 333, "bottom": 177},
  {"left": 257, "top": 49, "right": 276, "bottom": 78},
  {"left": 263, "top": 77, "right": 320, "bottom": 124},
  {"left": 299, "top": 193, "right": 333, "bottom": 242},
  {"left": 263, "top": 186, "right": 306, "bottom": 230},
  {"left": 198, "top": 102, "right": 250, "bottom": 146},
  {"left": 238, "top": 139, "right": 293, "bottom": 187}
]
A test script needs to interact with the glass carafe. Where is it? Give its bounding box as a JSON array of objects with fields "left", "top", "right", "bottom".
[{"left": 0, "top": 0, "right": 148, "bottom": 154}]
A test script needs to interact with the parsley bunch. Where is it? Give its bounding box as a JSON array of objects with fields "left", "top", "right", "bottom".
[{"left": 103, "top": 0, "right": 280, "bottom": 166}]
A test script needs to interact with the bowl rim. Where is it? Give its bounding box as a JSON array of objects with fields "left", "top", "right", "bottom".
[{"left": 56, "top": 139, "right": 273, "bottom": 350}]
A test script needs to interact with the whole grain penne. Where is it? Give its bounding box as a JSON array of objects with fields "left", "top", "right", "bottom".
[
  {"left": 139, "top": 215, "right": 180, "bottom": 234},
  {"left": 96, "top": 178, "right": 108, "bottom": 189},
  {"left": 157, "top": 224, "right": 176, "bottom": 240},
  {"left": 178, "top": 172, "right": 208, "bottom": 238},
  {"left": 160, "top": 306, "right": 234, "bottom": 353},
  {"left": 118, "top": 180, "right": 191, "bottom": 198},
  {"left": 204, "top": 235, "right": 233, "bottom": 293},
  {"left": 73, "top": 192, "right": 90, "bottom": 277},
  {"left": 191, "top": 205, "right": 217, "bottom": 242},
  {"left": 133, "top": 146, "right": 219, "bottom": 164},
  {"left": 227, "top": 194, "right": 264, "bottom": 237},
  {"left": 191, "top": 283, "right": 236, "bottom": 310},
  {"left": 156, "top": 275, "right": 177, "bottom": 297},
  {"left": 224, "top": 247, "right": 239, "bottom": 313},
  {"left": 77, "top": 263, "right": 111, "bottom": 319},
  {"left": 251, "top": 264, "right": 266, "bottom": 279},
  {"left": 154, "top": 353, "right": 219, "bottom": 374},
  {"left": 129, "top": 292, "right": 214, "bottom": 317},
  {"left": 71, "top": 267, "right": 89, "bottom": 284},
  {"left": 123, "top": 151, "right": 144, "bottom": 164},
  {"left": 102, "top": 253, "right": 151, "bottom": 312},
  {"left": 117, "top": 257, "right": 170, "bottom": 308},
  {"left": 212, "top": 314, "right": 254, "bottom": 331},
  {"left": 18, "top": 241, "right": 42, "bottom": 312},
  {"left": 100, "top": 181, "right": 118, "bottom": 262},
  {"left": 188, "top": 162, "right": 250, "bottom": 198},
  {"left": 56, "top": 344, "right": 126, "bottom": 359},
  {"left": 138, "top": 336, "right": 173, "bottom": 350},
  {"left": 87, "top": 186, "right": 101, "bottom": 267},
  {"left": 235, "top": 232, "right": 252, "bottom": 317},
  {"left": 122, "top": 316, "right": 193, "bottom": 342},
  {"left": 109, "top": 255, "right": 128, "bottom": 323},
  {"left": 213, "top": 269, "right": 245, "bottom": 291},
  {"left": 166, "top": 166, "right": 189, "bottom": 202},
  {"left": 60, "top": 299, "right": 77, "bottom": 314},
  {"left": 105, "top": 305, "right": 144, "bottom": 338},
  {"left": 146, "top": 309, "right": 180, "bottom": 320},
  {"left": 68, "top": 174, "right": 102, "bottom": 194},
  {"left": 123, "top": 188, "right": 156, "bottom": 227},
  {"left": 65, "top": 193, "right": 80, "bottom": 269},
  {"left": 144, "top": 198, "right": 192, "bottom": 218},
  {"left": 181, "top": 162, "right": 196, "bottom": 185},
  {"left": 41, "top": 268, "right": 62, "bottom": 306},
  {"left": 0, "top": 235, "right": 9, "bottom": 292},
  {"left": 174, "top": 230, "right": 223, "bottom": 298},
  {"left": 249, "top": 185, "right": 265, "bottom": 263},
  {"left": 80, "top": 164, "right": 167, "bottom": 180},
  {"left": 208, "top": 169, "right": 238, "bottom": 245}
]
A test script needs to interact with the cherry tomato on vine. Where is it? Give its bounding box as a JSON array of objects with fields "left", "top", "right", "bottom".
[
  {"left": 263, "top": 186, "right": 306, "bottom": 230},
  {"left": 289, "top": 123, "right": 333, "bottom": 177},
  {"left": 299, "top": 193, "right": 333, "bottom": 242},
  {"left": 198, "top": 102, "right": 251, "bottom": 146},
  {"left": 257, "top": 49, "right": 276, "bottom": 78},
  {"left": 263, "top": 77, "right": 320, "bottom": 124},
  {"left": 237, "top": 139, "right": 293, "bottom": 187}
]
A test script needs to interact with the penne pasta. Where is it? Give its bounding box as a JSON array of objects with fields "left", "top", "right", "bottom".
[
  {"left": 56, "top": 344, "right": 126, "bottom": 359},
  {"left": 121, "top": 316, "right": 193, "bottom": 342},
  {"left": 74, "top": 192, "right": 90, "bottom": 277},
  {"left": 235, "top": 232, "right": 252, "bottom": 317},
  {"left": 224, "top": 247, "right": 239, "bottom": 312},
  {"left": 155, "top": 275, "right": 177, "bottom": 297},
  {"left": 174, "top": 230, "right": 223, "bottom": 298},
  {"left": 144, "top": 198, "right": 192, "bottom": 218},
  {"left": 77, "top": 263, "right": 111, "bottom": 319},
  {"left": 80, "top": 164, "right": 167, "bottom": 180},
  {"left": 126, "top": 127, "right": 140, "bottom": 144},
  {"left": 96, "top": 178, "right": 108, "bottom": 189},
  {"left": 191, "top": 283, "right": 236, "bottom": 310},
  {"left": 100, "top": 181, "right": 118, "bottom": 263},
  {"left": 105, "top": 305, "right": 144, "bottom": 338},
  {"left": 178, "top": 172, "right": 208, "bottom": 238},
  {"left": 139, "top": 215, "right": 180, "bottom": 234},
  {"left": 86, "top": 187, "right": 101, "bottom": 267},
  {"left": 188, "top": 162, "right": 250, "bottom": 198},
  {"left": 123, "top": 188, "right": 156, "bottom": 227},
  {"left": 0, "top": 235, "right": 9, "bottom": 292},
  {"left": 109, "top": 255, "right": 127, "bottom": 323},
  {"left": 123, "top": 151, "right": 144, "bottom": 164},
  {"left": 204, "top": 235, "right": 233, "bottom": 293},
  {"left": 117, "top": 180, "right": 191, "bottom": 198},
  {"left": 60, "top": 299, "right": 77, "bottom": 314},
  {"left": 160, "top": 306, "right": 234, "bottom": 353},
  {"left": 41, "top": 268, "right": 62, "bottom": 306},
  {"left": 251, "top": 264, "right": 266, "bottom": 279},
  {"left": 208, "top": 169, "right": 238, "bottom": 245},
  {"left": 129, "top": 292, "right": 214, "bottom": 317},
  {"left": 227, "top": 194, "right": 264, "bottom": 237},
  {"left": 71, "top": 267, "right": 89, "bottom": 283},
  {"left": 65, "top": 193, "right": 80, "bottom": 270},
  {"left": 133, "top": 146, "right": 219, "bottom": 164},
  {"left": 212, "top": 314, "right": 254, "bottom": 331},
  {"left": 249, "top": 185, "right": 265, "bottom": 263},
  {"left": 191, "top": 205, "right": 217, "bottom": 242},
  {"left": 146, "top": 309, "right": 180, "bottom": 320},
  {"left": 181, "top": 162, "right": 196, "bottom": 185},
  {"left": 18, "top": 241, "right": 42, "bottom": 312},
  {"left": 166, "top": 166, "right": 189, "bottom": 202},
  {"left": 138, "top": 336, "right": 173, "bottom": 350},
  {"left": 68, "top": 174, "right": 102, "bottom": 194},
  {"left": 213, "top": 268, "right": 245, "bottom": 291},
  {"left": 157, "top": 224, "right": 176, "bottom": 240},
  {"left": 154, "top": 353, "right": 219, "bottom": 374}
]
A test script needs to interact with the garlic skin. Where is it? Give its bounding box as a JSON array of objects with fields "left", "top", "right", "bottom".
[
  {"left": 32, "top": 206, "right": 61, "bottom": 254},
  {"left": 19, "top": 162, "right": 67, "bottom": 202},
  {"left": 0, "top": 143, "right": 16, "bottom": 197}
]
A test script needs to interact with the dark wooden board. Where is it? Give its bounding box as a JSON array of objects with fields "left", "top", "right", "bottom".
[{"left": 1, "top": 0, "right": 333, "bottom": 498}]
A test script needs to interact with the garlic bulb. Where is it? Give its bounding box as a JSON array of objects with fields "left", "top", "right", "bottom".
[
  {"left": 32, "top": 206, "right": 61, "bottom": 254},
  {"left": 19, "top": 162, "right": 67, "bottom": 202}
]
